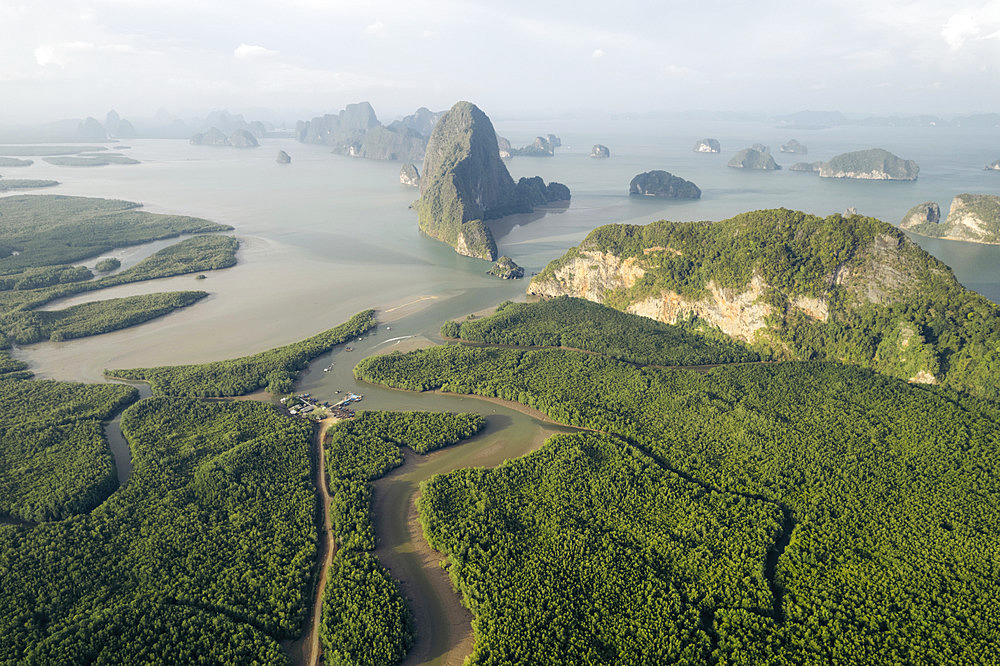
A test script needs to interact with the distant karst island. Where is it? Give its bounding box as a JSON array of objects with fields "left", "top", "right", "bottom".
[
  {"left": 295, "top": 102, "right": 442, "bottom": 162},
  {"left": 818, "top": 148, "right": 918, "bottom": 181},
  {"left": 902, "top": 194, "right": 1000, "bottom": 244},
  {"left": 508, "top": 135, "right": 561, "bottom": 157},
  {"left": 190, "top": 128, "right": 259, "bottom": 148},
  {"left": 790, "top": 161, "right": 822, "bottom": 173},
  {"left": 780, "top": 139, "right": 808, "bottom": 154},
  {"left": 629, "top": 171, "right": 701, "bottom": 199},
  {"left": 728, "top": 146, "right": 780, "bottom": 170},
  {"left": 415, "top": 101, "right": 570, "bottom": 261},
  {"left": 590, "top": 144, "right": 610, "bottom": 158},
  {"left": 276, "top": 150, "right": 291, "bottom": 164},
  {"left": 693, "top": 138, "right": 721, "bottom": 153},
  {"left": 488, "top": 255, "right": 524, "bottom": 279}
]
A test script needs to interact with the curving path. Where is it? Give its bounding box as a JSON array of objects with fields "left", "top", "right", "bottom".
[{"left": 286, "top": 417, "right": 338, "bottom": 666}]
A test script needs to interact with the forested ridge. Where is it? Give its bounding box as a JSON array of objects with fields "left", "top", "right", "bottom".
[
  {"left": 531, "top": 208, "right": 1000, "bottom": 401},
  {"left": 107, "top": 309, "right": 376, "bottom": 396},
  {"left": 319, "top": 411, "right": 485, "bottom": 665},
  {"left": 357, "top": 343, "right": 1000, "bottom": 664},
  {"left": 443, "top": 297, "right": 759, "bottom": 366}
]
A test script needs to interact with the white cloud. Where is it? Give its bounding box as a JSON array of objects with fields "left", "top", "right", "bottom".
[
  {"left": 592, "top": 48, "right": 605, "bottom": 58},
  {"left": 35, "top": 42, "right": 95, "bottom": 67},
  {"left": 234, "top": 43, "right": 278, "bottom": 59},
  {"left": 942, "top": 13, "right": 980, "bottom": 50},
  {"left": 365, "top": 21, "right": 387, "bottom": 37}
]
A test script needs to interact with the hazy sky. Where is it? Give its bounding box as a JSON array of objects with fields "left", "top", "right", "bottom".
[{"left": 2, "top": 0, "right": 999, "bottom": 124}]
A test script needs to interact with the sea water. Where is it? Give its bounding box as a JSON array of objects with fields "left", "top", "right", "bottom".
[{"left": 5, "top": 116, "right": 1000, "bottom": 385}]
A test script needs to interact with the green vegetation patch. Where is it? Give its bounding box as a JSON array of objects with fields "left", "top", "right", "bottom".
[
  {"left": 357, "top": 345, "right": 1000, "bottom": 663},
  {"left": 0, "top": 179, "right": 59, "bottom": 191},
  {"left": 0, "top": 378, "right": 136, "bottom": 522},
  {"left": 0, "top": 146, "right": 107, "bottom": 156},
  {"left": 0, "top": 397, "right": 315, "bottom": 662},
  {"left": 320, "top": 551, "right": 413, "bottom": 666},
  {"left": 533, "top": 208, "right": 1000, "bottom": 400},
  {"left": 0, "top": 265, "right": 92, "bottom": 292},
  {"left": 419, "top": 432, "right": 782, "bottom": 664},
  {"left": 0, "top": 194, "right": 231, "bottom": 273},
  {"left": 0, "top": 234, "right": 238, "bottom": 315},
  {"left": 43, "top": 155, "right": 140, "bottom": 167},
  {"left": 443, "top": 297, "right": 759, "bottom": 366},
  {"left": 2, "top": 291, "right": 208, "bottom": 344},
  {"left": 94, "top": 257, "right": 121, "bottom": 273},
  {"left": 107, "top": 309, "right": 376, "bottom": 396}
]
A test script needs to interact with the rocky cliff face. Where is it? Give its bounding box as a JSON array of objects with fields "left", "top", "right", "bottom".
[
  {"left": 228, "top": 130, "right": 259, "bottom": 148},
  {"left": 527, "top": 209, "right": 965, "bottom": 386},
  {"left": 190, "top": 127, "right": 229, "bottom": 146},
  {"left": 902, "top": 195, "right": 1000, "bottom": 244},
  {"left": 296, "top": 102, "right": 430, "bottom": 161},
  {"left": 400, "top": 163, "right": 420, "bottom": 187},
  {"left": 416, "top": 101, "right": 571, "bottom": 261},
  {"left": 819, "top": 149, "right": 918, "bottom": 180},
  {"left": 899, "top": 202, "right": 940, "bottom": 230}
]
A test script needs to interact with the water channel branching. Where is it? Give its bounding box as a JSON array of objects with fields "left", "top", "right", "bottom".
[{"left": 356, "top": 337, "right": 1000, "bottom": 664}]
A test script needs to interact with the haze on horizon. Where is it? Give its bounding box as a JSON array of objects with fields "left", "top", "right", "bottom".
[{"left": 2, "top": 0, "right": 999, "bottom": 125}]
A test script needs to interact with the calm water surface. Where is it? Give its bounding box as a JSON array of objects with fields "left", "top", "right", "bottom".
[{"left": 4, "top": 118, "right": 1000, "bottom": 381}]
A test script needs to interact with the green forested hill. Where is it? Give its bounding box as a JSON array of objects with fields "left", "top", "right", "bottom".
[{"left": 529, "top": 208, "right": 1000, "bottom": 400}]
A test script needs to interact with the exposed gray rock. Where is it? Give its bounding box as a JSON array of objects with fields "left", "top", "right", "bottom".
[
  {"left": 497, "top": 136, "right": 512, "bottom": 158},
  {"left": 900, "top": 202, "right": 941, "bottom": 229},
  {"left": 400, "top": 163, "right": 420, "bottom": 187},
  {"left": 416, "top": 101, "right": 571, "bottom": 261}
]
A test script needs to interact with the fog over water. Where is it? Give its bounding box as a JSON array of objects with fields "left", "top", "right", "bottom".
[
  {"left": 7, "top": 115, "right": 1000, "bottom": 385},
  {"left": 2, "top": 1, "right": 1000, "bottom": 123}
]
